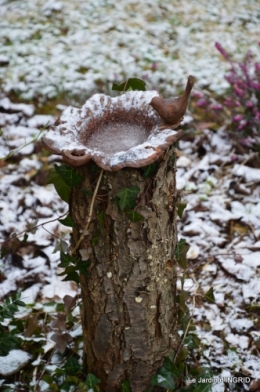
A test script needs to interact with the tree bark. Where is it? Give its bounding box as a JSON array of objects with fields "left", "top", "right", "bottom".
[{"left": 70, "top": 145, "right": 178, "bottom": 392}]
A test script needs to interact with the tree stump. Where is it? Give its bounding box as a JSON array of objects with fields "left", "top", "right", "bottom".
[{"left": 70, "top": 147, "right": 178, "bottom": 391}]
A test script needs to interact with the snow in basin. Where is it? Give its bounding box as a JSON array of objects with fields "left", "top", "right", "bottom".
[{"left": 87, "top": 122, "right": 148, "bottom": 154}]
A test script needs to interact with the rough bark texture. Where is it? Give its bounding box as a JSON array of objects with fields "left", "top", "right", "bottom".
[{"left": 70, "top": 145, "right": 178, "bottom": 392}]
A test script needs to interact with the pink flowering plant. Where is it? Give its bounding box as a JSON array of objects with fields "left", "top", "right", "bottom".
[{"left": 193, "top": 43, "right": 260, "bottom": 149}]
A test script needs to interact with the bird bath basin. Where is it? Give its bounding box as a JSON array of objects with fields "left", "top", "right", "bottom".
[{"left": 42, "top": 77, "right": 194, "bottom": 171}]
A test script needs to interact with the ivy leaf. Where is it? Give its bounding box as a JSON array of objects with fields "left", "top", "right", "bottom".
[
  {"left": 191, "top": 368, "right": 213, "bottom": 392},
  {"left": 54, "top": 164, "right": 82, "bottom": 188},
  {"left": 57, "top": 266, "right": 74, "bottom": 276},
  {"left": 204, "top": 287, "right": 215, "bottom": 304},
  {"left": 58, "top": 264, "right": 80, "bottom": 283},
  {"left": 126, "top": 211, "right": 144, "bottom": 222},
  {"left": 58, "top": 215, "right": 75, "bottom": 228},
  {"left": 0, "top": 246, "right": 9, "bottom": 259},
  {"left": 76, "top": 259, "right": 91, "bottom": 275},
  {"left": 174, "top": 238, "right": 189, "bottom": 269},
  {"left": 65, "top": 376, "right": 79, "bottom": 386},
  {"left": 168, "top": 152, "right": 176, "bottom": 169},
  {"left": 175, "top": 238, "right": 186, "bottom": 258},
  {"left": 115, "top": 186, "right": 140, "bottom": 212},
  {"left": 53, "top": 240, "right": 69, "bottom": 254},
  {"left": 92, "top": 230, "right": 100, "bottom": 246},
  {"left": 89, "top": 162, "right": 101, "bottom": 172},
  {"left": 184, "top": 334, "right": 200, "bottom": 350},
  {"left": 64, "top": 356, "right": 81, "bottom": 375},
  {"left": 163, "top": 356, "right": 181, "bottom": 378},
  {"left": 22, "top": 233, "right": 29, "bottom": 242},
  {"left": 42, "top": 374, "right": 55, "bottom": 385},
  {"left": 121, "top": 380, "right": 131, "bottom": 392},
  {"left": 176, "top": 290, "right": 190, "bottom": 324},
  {"left": 80, "top": 187, "right": 93, "bottom": 196},
  {"left": 0, "top": 328, "right": 22, "bottom": 356},
  {"left": 25, "top": 219, "right": 38, "bottom": 234},
  {"left": 177, "top": 202, "right": 187, "bottom": 218},
  {"left": 142, "top": 162, "right": 158, "bottom": 179},
  {"left": 98, "top": 211, "right": 104, "bottom": 229},
  {"left": 176, "top": 346, "right": 189, "bottom": 363},
  {"left": 112, "top": 78, "right": 146, "bottom": 92},
  {"left": 46, "top": 168, "right": 70, "bottom": 203},
  {"left": 84, "top": 373, "right": 100, "bottom": 389},
  {"left": 193, "top": 384, "right": 212, "bottom": 392},
  {"left": 150, "top": 367, "right": 175, "bottom": 389},
  {"left": 59, "top": 252, "right": 78, "bottom": 268},
  {"left": 61, "top": 270, "right": 80, "bottom": 284}
]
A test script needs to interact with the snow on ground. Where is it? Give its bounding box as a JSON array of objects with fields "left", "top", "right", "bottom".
[
  {"left": 0, "top": 350, "right": 31, "bottom": 376},
  {"left": 0, "top": 0, "right": 259, "bottom": 102},
  {"left": 176, "top": 129, "right": 260, "bottom": 382},
  {"left": 0, "top": 0, "right": 260, "bottom": 388},
  {"left": 0, "top": 104, "right": 74, "bottom": 300}
]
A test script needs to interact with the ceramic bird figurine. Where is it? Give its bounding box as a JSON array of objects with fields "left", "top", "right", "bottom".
[{"left": 150, "top": 75, "right": 195, "bottom": 130}]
